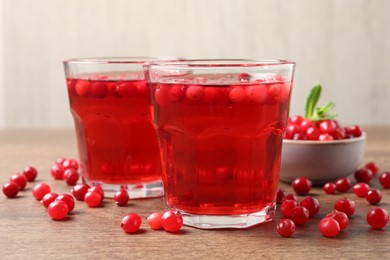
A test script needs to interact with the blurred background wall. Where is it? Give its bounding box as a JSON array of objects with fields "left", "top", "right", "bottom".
[{"left": 0, "top": 0, "right": 389, "bottom": 128}]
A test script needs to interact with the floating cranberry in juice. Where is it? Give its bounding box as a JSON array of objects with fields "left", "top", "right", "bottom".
[
  {"left": 64, "top": 58, "right": 164, "bottom": 198},
  {"left": 145, "top": 59, "right": 295, "bottom": 229}
]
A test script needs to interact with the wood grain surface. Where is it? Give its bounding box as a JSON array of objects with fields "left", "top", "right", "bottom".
[{"left": 0, "top": 128, "right": 389, "bottom": 259}]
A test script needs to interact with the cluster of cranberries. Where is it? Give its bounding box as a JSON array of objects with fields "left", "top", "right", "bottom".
[
  {"left": 50, "top": 158, "right": 80, "bottom": 185},
  {"left": 284, "top": 116, "right": 363, "bottom": 141},
  {"left": 2, "top": 166, "right": 37, "bottom": 198},
  {"left": 277, "top": 162, "right": 389, "bottom": 238},
  {"left": 121, "top": 210, "right": 183, "bottom": 234}
]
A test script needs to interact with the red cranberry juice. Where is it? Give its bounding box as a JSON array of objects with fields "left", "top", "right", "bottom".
[
  {"left": 66, "top": 76, "right": 161, "bottom": 184},
  {"left": 150, "top": 78, "right": 291, "bottom": 215}
]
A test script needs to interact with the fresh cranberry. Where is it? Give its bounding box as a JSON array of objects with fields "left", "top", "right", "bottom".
[
  {"left": 292, "top": 133, "right": 307, "bottom": 140},
  {"left": 334, "top": 198, "right": 356, "bottom": 217},
  {"left": 121, "top": 213, "right": 142, "bottom": 233},
  {"left": 2, "top": 182, "right": 19, "bottom": 198},
  {"left": 114, "top": 189, "right": 130, "bottom": 206},
  {"left": 75, "top": 80, "right": 90, "bottom": 97},
  {"left": 276, "top": 188, "right": 286, "bottom": 204},
  {"left": 318, "top": 217, "right": 340, "bottom": 237},
  {"left": 56, "top": 157, "right": 66, "bottom": 165},
  {"left": 62, "top": 159, "right": 79, "bottom": 171},
  {"left": 289, "top": 115, "right": 304, "bottom": 126},
  {"left": 229, "top": 87, "right": 246, "bottom": 103},
  {"left": 161, "top": 210, "right": 183, "bottom": 232},
  {"left": 147, "top": 212, "right": 163, "bottom": 230},
  {"left": 136, "top": 81, "right": 148, "bottom": 96},
  {"left": 63, "top": 168, "right": 79, "bottom": 185},
  {"left": 10, "top": 174, "right": 27, "bottom": 190},
  {"left": 84, "top": 191, "right": 102, "bottom": 208},
  {"left": 318, "top": 133, "right": 334, "bottom": 141},
  {"left": 331, "top": 127, "right": 346, "bottom": 140},
  {"left": 365, "top": 162, "right": 379, "bottom": 175},
  {"left": 154, "top": 88, "right": 170, "bottom": 106},
  {"left": 51, "top": 164, "right": 64, "bottom": 180},
  {"left": 56, "top": 194, "right": 75, "bottom": 213},
  {"left": 168, "top": 85, "right": 186, "bottom": 102},
  {"left": 319, "top": 120, "right": 337, "bottom": 134},
  {"left": 41, "top": 193, "right": 59, "bottom": 208},
  {"left": 367, "top": 208, "right": 389, "bottom": 229},
  {"left": 366, "top": 189, "right": 382, "bottom": 205},
  {"left": 323, "top": 182, "right": 336, "bottom": 194},
  {"left": 326, "top": 210, "right": 349, "bottom": 231},
  {"left": 186, "top": 85, "right": 204, "bottom": 101},
  {"left": 22, "top": 166, "right": 38, "bottom": 182},
  {"left": 292, "top": 177, "right": 312, "bottom": 195},
  {"left": 300, "top": 119, "right": 314, "bottom": 133},
  {"left": 238, "top": 73, "right": 251, "bottom": 82},
  {"left": 352, "top": 183, "right": 370, "bottom": 198},
  {"left": 282, "top": 193, "right": 299, "bottom": 203},
  {"left": 306, "top": 126, "right": 321, "bottom": 140},
  {"left": 291, "top": 206, "right": 310, "bottom": 225},
  {"left": 379, "top": 172, "right": 390, "bottom": 188},
  {"left": 88, "top": 186, "right": 104, "bottom": 199},
  {"left": 90, "top": 82, "right": 108, "bottom": 98},
  {"left": 284, "top": 124, "right": 301, "bottom": 140},
  {"left": 71, "top": 184, "right": 90, "bottom": 201},
  {"left": 277, "top": 219, "right": 296, "bottom": 238},
  {"left": 32, "top": 183, "right": 51, "bottom": 200},
  {"left": 354, "top": 168, "right": 373, "bottom": 183},
  {"left": 345, "top": 125, "right": 363, "bottom": 137},
  {"left": 281, "top": 200, "right": 298, "bottom": 217},
  {"left": 335, "top": 177, "right": 351, "bottom": 193},
  {"left": 47, "top": 201, "right": 69, "bottom": 220},
  {"left": 300, "top": 196, "right": 320, "bottom": 217},
  {"left": 245, "top": 85, "right": 268, "bottom": 104},
  {"left": 115, "top": 82, "right": 137, "bottom": 97}
]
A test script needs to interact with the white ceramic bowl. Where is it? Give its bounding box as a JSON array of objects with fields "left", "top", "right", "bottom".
[{"left": 279, "top": 133, "right": 366, "bottom": 185}]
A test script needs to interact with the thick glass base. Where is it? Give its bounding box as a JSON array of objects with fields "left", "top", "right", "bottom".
[
  {"left": 179, "top": 204, "right": 276, "bottom": 229},
  {"left": 83, "top": 178, "right": 164, "bottom": 199}
]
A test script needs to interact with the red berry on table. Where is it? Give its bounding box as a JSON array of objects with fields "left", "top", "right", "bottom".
[
  {"left": 84, "top": 191, "right": 102, "bottom": 208},
  {"left": 63, "top": 168, "right": 79, "bottom": 185},
  {"left": 276, "top": 188, "right": 286, "bottom": 204},
  {"left": 56, "top": 157, "right": 66, "bottom": 165},
  {"left": 352, "top": 183, "right": 370, "bottom": 198},
  {"left": 71, "top": 184, "right": 90, "bottom": 201},
  {"left": 289, "top": 115, "right": 304, "bottom": 126},
  {"left": 147, "top": 212, "right": 163, "bottom": 230},
  {"left": 292, "top": 177, "right": 312, "bottom": 195},
  {"left": 88, "top": 186, "right": 104, "bottom": 198},
  {"left": 379, "top": 172, "right": 390, "bottom": 188},
  {"left": 318, "top": 217, "right": 340, "bottom": 238},
  {"left": 41, "top": 193, "right": 59, "bottom": 208},
  {"left": 277, "top": 219, "right": 296, "bottom": 238},
  {"left": 47, "top": 201, "right": 69, "bottom": 220},
  {"left": 55, "top": 194, "right": 75, "bottom": 213},
  {"left": 121, "top": 213, "right": 142, "bottom": 234},
  {"left": 161, "top": 210, "right": 183, "bottom": 232},
  {"left": 319, "top": 120, "right": 337, "bottom": 134},
  {"left": 291, "top": 206, "right": 310, "bottom": 225},
  {"left": 22, "top": 166, "right": 38, "bottom": 182},
  {"left": 326, "top": 210, "right": 349, "bottom": 231},
  {"left": 323, "top": 182, "right": 336, "bottom": 194},
  {"left": 2, "top": 182, "right": 19, "bottom": 198},
  {"left": 114, "top": 189, "right": 130, "bottom": 206},
  {"left": 32, "top": 183, "right": 51, "bottom": 200},
  {"left": 354, "top": 168, "right": 373, "bottom": 183},
  {"left": 334, "top": 198, "right": 356, "bottom": 217},
  {"left": 10, "top": 174, "right": 27, "bottom": 190},
  {"left": 306, "top": 126, "right": 321, "bottom": 140},
  {"left": 345, "top": 125, "right": 363, "bottom": 137},
  {"left": 62, "top": 159, "right": 79, "bottom": 171},
  {"left": 365, "top": 161, "right": 379, "bottom": 175},
  {"left": 367, "top": 208, "right": 389, "bottom": 229},
  {"left": 281, "top": 200, "right": 298, "bottom": 217},
  {"left": 366, "top": 189, "right": 382, "bottom": 205},
  {"left": 300, "top": 196, "right": 320, "bottom": 217},
  {"left": 282, "top": 193, "right": 299, "bottom": 203},
  {"left": 51, "top": 164, "right": 64, "bottom": 180},
  {"left": 335, "top": 177, "right": 351, "bottom": 193}
]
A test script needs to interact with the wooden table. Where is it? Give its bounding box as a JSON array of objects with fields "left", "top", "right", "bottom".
[{"left": 0, "top": 128, "right": 389, "bottom": 259}]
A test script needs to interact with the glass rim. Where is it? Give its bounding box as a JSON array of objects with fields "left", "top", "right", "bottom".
[
  {"left": 144, "top": 59, "right": 295, "bottom": 68},
  {"left": 63, "top": 57, "right": 181, "bottom": 65}
]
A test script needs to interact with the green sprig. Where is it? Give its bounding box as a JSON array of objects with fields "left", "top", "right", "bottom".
[{"left": 304, "top": 84, "right": 337, "bottom": 121}]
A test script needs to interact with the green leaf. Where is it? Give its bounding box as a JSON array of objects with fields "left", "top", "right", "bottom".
[{"left": 305, "top": 84, "right": 322, "bottom": 119}]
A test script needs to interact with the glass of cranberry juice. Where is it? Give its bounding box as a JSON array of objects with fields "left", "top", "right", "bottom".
[
  {"left": 144, "top": 59, "right": 295, "bottom": 229},
  {"left": 63, "top": 57, "right": 170, "bottom": 198}
]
